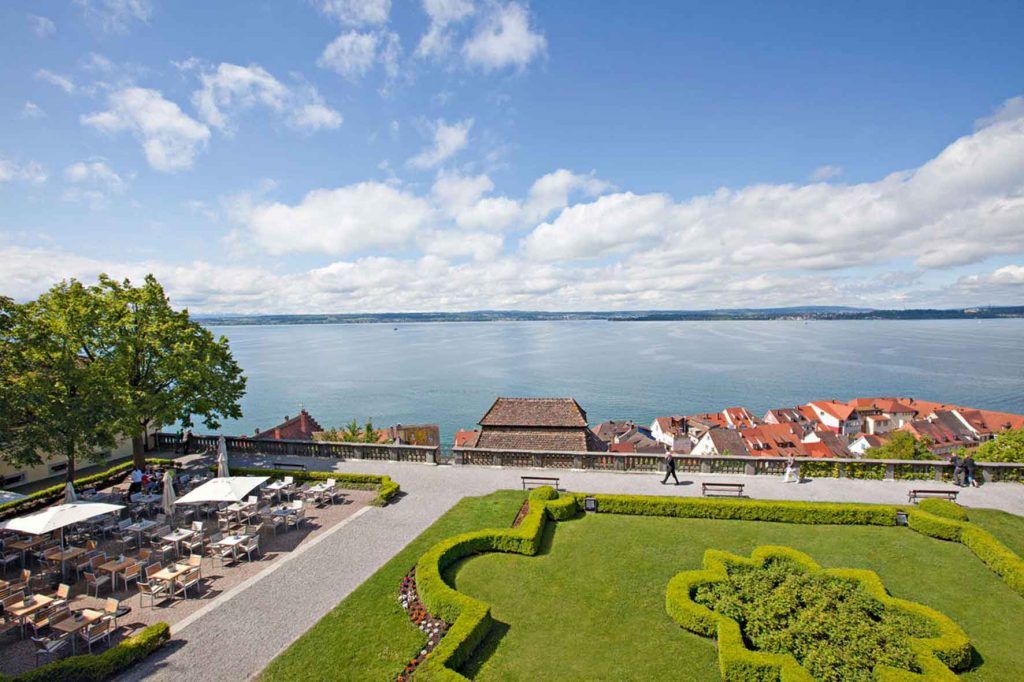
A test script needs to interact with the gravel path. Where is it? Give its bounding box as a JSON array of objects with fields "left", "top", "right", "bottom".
[{"left": 122, "top": 459, "right": 1024, "bottom": 680}]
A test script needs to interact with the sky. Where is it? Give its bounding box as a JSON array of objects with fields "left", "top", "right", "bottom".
[{"left": 1, "top": 0, "right": 1023, "bottom": 313}]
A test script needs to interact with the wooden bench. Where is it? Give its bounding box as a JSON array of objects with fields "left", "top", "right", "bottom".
[
  {"left": 908, "top": 489, "right": 959, "bottom": 503},
  {"left": 521, "top": 476, "right": 560, "bottom": 491},
  {"left": 273, "top": 462, "right": 307, "bottom": 472},
  {"left": 702, "top": 482, "right": 745, "bottom": 497}
]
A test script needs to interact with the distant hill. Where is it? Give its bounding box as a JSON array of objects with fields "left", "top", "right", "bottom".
[{"left": 195, "top": 306, "right": 1024, "bottom": 326}]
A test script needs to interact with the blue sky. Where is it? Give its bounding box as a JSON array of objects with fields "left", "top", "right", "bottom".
[{"left": 1, "top": 0, "right": 1023, "bottom": 312}]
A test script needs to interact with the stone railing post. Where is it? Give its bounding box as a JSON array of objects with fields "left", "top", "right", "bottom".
[
  {"left": 933, "top": 464, "right": 943, "bottom": 481},
  {"left": 884, "top": 463, "right": 895, "bottom": 480},
  {"left": 700, "top": 459, "right": 712, "bottom": 474},
  {"left": 573, "top": 454, "right": 584, "bottom": 470},
  {"left": 744, "top": 461, "right": 756, "bottom": 476},
  {"left": 532, "top": 453, "right": 542, "bottom": 467},
  {"left": 389, "top": 447, "right": 399, "bottom": 462},
  {"left": 838, "top": 462, "right": 846, "bottom": 478}
]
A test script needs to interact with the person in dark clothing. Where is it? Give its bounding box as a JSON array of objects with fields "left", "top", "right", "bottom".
[
  {"left": 661, "top": 452, "right": 679, "bottom": 485},
  {"left": 964, "top": 454, "right": 979, "bottom": 488},
  {"left": 181, "top": 427, "right": 193, "bottom": 456},
  {"left": 950, "top": 453, "right": 965, "bottom": 486}
]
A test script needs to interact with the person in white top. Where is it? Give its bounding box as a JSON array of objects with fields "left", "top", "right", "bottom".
[{"left": 127, "top": 467, "right": 144, "bottom": 500}]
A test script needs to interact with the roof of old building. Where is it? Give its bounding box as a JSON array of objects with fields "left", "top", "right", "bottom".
[
  {"left": 706, "top": 428, "right": 749, "bottom": 456},
  {"left": 724, "top": 406, "right": 759, "bottom": 428},
  {"left": 591, "top": 420, "right": 637, "bottom": 443},
  {"left": 739, "top": 423, "right": 804, "bottom": 457},
  {"left": 904, "top": 419, "right": 964, "bottom": 446},
  {"left": 253, "top": 409, "right": 323, "bottom": 441},
  {"left": 653, "top": 416, "right": 687, "bottom": 435},
  {"left": 475, "top": 426, "right": 606, "bottom": 452},
  {"left": 454, "top": 429, "right": 480, "bottom": 448},
  {"left": 808, "top": 400, "right": 856, "bottom": 421},
  {"left": 479, "top": 397, "right": 588, "bottom": 428},
  {"left": 765, "top": 407, "right": 810, "bottom": 423}
]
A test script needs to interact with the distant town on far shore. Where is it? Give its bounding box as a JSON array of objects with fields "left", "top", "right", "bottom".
[{"left": 195, "top": 305, "right": 1024, "bottom": 326}]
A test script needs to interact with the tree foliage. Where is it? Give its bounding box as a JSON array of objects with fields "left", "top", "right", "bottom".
[
  {"left": 868, "top": 431, "right": 937, "bottom": 460},
  {"left": 974, "top": 428, "right": 1024, "bottom": 463}
]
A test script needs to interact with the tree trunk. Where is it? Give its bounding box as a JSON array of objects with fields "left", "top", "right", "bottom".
[
  {"left": 65, "top": 442, "right": 76, "bottom": 486},
  {"left": 132, "top": 432, "right": 147, "bottom": 469}
]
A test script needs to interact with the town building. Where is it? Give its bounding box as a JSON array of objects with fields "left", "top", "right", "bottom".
[
  {"left": 454, "top": 429, "right": 480, "bottom": 448},
  {"left": 803, "top": 400, "right": 862, "bottom": 437},
  {"left": 723, "top": 406, "right": 760, "bottom": 429},
  {"left": 253, "top": 408, "right": 324, "bottom": 441},
  {"left": 650, "top": 416, "right": 691, "bottom": 452},
  {"left": 472, "top": 397, "right": 606, "bottom": 452},
  {"left": 848, "top": 433, "right": 888, "bottom": 457}
]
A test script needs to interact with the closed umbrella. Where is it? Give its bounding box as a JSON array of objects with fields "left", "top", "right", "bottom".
[
  {"left": 217, "top": 435, "right": 230, "bottom": 477},
  {"left": 162, "top": 470, "right": 176, "bottom": 516},
  {"left": 63, "top": 482, "right": 77, "bottom": 504}
]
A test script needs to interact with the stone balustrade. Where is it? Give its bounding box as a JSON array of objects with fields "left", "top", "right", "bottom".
[{"left": 154, "top": 432, "right": 439, "bottom": 464}]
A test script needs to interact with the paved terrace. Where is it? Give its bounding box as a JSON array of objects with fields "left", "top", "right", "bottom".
[{"left": 122, "top": 458, "right": 1024, "bottom": 681}]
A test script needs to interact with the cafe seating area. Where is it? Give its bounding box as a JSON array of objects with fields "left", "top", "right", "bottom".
[{"left": 0, "top": 470, "right": 372, "bottom": 677}]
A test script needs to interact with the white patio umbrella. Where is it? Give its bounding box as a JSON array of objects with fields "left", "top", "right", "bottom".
[
  {"left": 0, "top": 490, "right": 27, "bottom": 505},
  {"left": 216, "top": 435, "right": 230, "bottom": 477},
  {"left": 174, "top": 476, "right": 268, "bottom": 505},
  {"left": 0, "top": 502, "right": 124, "bottom": 540},
  {"left": 162, "top": 469, "right": 177, "bottom": 516},
  {"left": 63, "top": 481, "right": 77, "bottom": 504}
]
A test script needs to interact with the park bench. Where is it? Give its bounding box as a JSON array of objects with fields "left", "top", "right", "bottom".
[
  {"left": 521, "top": 475, "right": 560, "bottom": 491},
  {"left": 908, "top": 488, "right": 959, "bottom": 503},
  {"left": 702, "top": 482, "right": 745, "bottom": 497},
  {"left": 273, "top": 462, "right": 307, "bottom": 472}
]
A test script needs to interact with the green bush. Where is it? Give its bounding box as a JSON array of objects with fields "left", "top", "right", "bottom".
[
  {"left": 3, "top": 622, "right": 170, "bottom": 682},
  {"left": 0, "top": 458, "right": 177, "bottom": 520},
  {"left": 218, "top": 466, "right": 400, "bottom": 506},
  {"left": 917, "top": 498, "right": 969, "bottom": 521},
  {"left": 669, "top": 546, "right": 969, "bottom": 682},
  {"left": 573, "top": 493, "right": 898, "bottom": 526}
]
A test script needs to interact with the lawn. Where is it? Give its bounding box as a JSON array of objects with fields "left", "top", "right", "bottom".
[
  {"left": 263, "top": 492, "right": 1024, "bottom": 681},
  {"left": 451, "top": 512, "right": 1024, "bottom": 680},
  {"left": 260, "top": 490, "right": 528, "bottom": 681}
]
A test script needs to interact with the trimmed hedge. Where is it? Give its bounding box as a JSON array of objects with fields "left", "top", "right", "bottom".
[
  {"left": 0, "top": 458, "right": 177, "bottom": 520},
  {"left": 917, "top": 498, "right": 969, "bottom": 521},
  {"left": 216, "top": 466, "right": 400, "bottom": 507},
  {"left": 414, "top": 487, "right": 576, "bottom": 680},
  {"left": 571, "top": 493, "right": 899, "bottom": 526},
  {"left": 667, "top": 546, "right": 970, "bottom": 681},
  {"left": 1, "top": 622, "right": 171, "bottom": 682}
]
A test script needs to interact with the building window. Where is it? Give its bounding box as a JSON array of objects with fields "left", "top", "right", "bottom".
[
  {"left": 49, "top": 462, "right": 69, "bottom": 474},
  {"left": 1, "top": 472, "right": 26, "bottom": 487}
]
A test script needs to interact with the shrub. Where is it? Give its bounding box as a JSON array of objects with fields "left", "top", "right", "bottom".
[
  {"left": 218, "top": 466, "right": 400, "bottom": 506},
  {"left": 917, "top": 498, "right": 969, "bottom": 521},
  {"left": 3, "top": 622, "right": 170, "bottom": 682},
  {"left": 0, "top": 458, "right": 177, "bottom": 520},
  {"left": 669, "top": 547, "right": 969, "bottom": 682}
]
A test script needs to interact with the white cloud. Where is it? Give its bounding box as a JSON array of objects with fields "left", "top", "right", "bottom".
[
  {"left": 293, "top": 103, "right": 344, "bottom": 131},
  {"left": 313, "top": 0, "right": 391, "bottom": 26},
  {"left": 28, "top": 14, "right": 56, "bottom": 38},
  {"left": 75, "top": 0, "right": 152, "bottom": 34},
  {"left": 524, "top": 169, "right": 612, "bottom": 220},
  {"left": 0, "top": 158, "right": 48, "bottom": 185},
  {"left": 21, "top": 102, "right": 45, "bottom": 119},
  {"left": 318, "top": 31, "right": 380, "bottom": 79},
  {"left": 63, "top": 160, "right": 128, "bottom": 208},
  {"left": 35, "top": 69, "right": 74, "bottom": 94},
  {"left": 463, "top": 2, "right": 545, "bottom": 71},
  {"left": 810, "top": 164, "right": 843, "bottom": 182},
  {"left": 82, "top": 88, "right": 211, "bottom": 172},
  {"left": 974, "top": 96, "right": 1024, "bottom": 130},
  {"left": 417, "top": 0, "right": 476, "bottom": 58},
  {"left": 408, "top": 118, "right": 473, "bottom": 169},
  {"left": 234, "top": 181, "right": 435, "bottom": 256}
]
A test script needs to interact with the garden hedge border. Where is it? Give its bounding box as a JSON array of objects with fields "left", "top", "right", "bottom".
[
  {"left": 916, "top": 498, "right": 969, "bottom": 521},
  {"left": 0, "top": 458, "right": 177, "bottom": 521},
  {"left": 666, "top": 545, "right": 971, "bottom": 681},
  {"left": 410, "top": 490, "right": 1024, "bottom": 680},
  {"left": 0, "top": 622, "right": 171, "bottom": 682},
  {"left": 223, "top": 466, "right": 401, "bottom": 507}
]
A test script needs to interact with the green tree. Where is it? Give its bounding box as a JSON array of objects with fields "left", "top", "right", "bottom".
[
  {"left": 0, "top": 283, "right": 121, "bottom": 483},
  {"left": 362, "top": 419, "right": 377, "bottom": 443},
  {"left": 97, "top": 274, "right": 246, "bottom": 468},
  {"left": 974, "top": 428, "right": 1024, "bottom": 463},
  {"left": 868, "top": 431, "right": 937, "bottom": 460}
]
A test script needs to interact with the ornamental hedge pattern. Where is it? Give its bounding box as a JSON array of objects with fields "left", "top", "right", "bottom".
[
  {"left": 407, "top": 490, "right": 1024, "bottom": 680},
  {"left": 666, "top": 546, "right": 971, "bottom": 681}
]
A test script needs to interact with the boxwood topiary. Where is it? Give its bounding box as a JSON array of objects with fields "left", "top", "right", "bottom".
[{"left": 916, "top": 498, "right": 969, "bottom": 521}]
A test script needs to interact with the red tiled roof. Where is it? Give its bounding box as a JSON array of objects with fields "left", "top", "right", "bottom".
[
  {"left": 454, "top": 429, "right": 480, "bottom": 448},
  {"left": 808, "top": 400, "right": 856, "bottom": 421},
  {"left": 479, "top": 397, "right": 588, "bottom": 428},
  {"left": 253, "top": 409, "right": 323, "bottom": 441},
  {"left": 739, "top": 423, "right": 804, "bottom": 457}
]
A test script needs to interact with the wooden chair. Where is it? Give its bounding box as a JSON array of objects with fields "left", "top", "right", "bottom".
[
  {"left": 84, "top": 571, "right": 111, "bottom": 597},
  {"left": 240, "top": 535, "right": 260, "bottom": 562},
  {"left": 137, "top": 578, "right": 170, "bottom": 608},
  {"left": 103, "top": 597, "right": 131, "bottom": 627},
  {"left": 51, "top": 583, "right": 71, "bottom": 607},
  {"left": 176, "top": 567, "right": 202, "bottom": 599},
  {"left": 121, "top": 562, "right": 142, "bottom": 591},
  {"left": 79, "top": 619, "right": 112, "bottom": 653},
  {"left": 31, "top": 634, "right": 70, "bottom": 665}
]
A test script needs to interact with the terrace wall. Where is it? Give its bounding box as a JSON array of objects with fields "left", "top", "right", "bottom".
[{"left": 154, "top": 432, "right": 439, "bottom": 464}]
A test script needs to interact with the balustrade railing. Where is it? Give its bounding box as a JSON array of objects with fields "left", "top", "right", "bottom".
[
  {"left": 154, "top": 432, "right": 439, "bottom": 464},
  {"left": 451, "top": 446, "right": 1024, "bottom": 482}
]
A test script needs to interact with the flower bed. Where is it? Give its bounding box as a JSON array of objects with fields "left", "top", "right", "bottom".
[{"left": 668, "top": 546, "right": 970, "bottom": 681}]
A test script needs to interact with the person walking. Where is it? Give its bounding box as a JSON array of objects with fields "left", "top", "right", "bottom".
[
  {"left": 964, "top": 453, "right": 979, "bottom": 488},
  {"left": 951, "top": 453, "right": 965, "bottom": 486},
  {"left": 181, "top": 427, "right": 193, "bottom": 456},
  {"left": 783, "top": 457, "right": 798, "bottom": 483},
  {"left": 661, "top": 451, "right": 679, "bottom": 485}
]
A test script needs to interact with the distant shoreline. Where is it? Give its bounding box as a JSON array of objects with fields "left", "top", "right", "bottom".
[{"left": 196, "top": 306, "right": 1024, "bottom": 326}]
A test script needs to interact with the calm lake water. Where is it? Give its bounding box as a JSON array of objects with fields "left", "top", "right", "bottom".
[{"left": 206, "top": 320, "right": 1024, "bottom": 446}]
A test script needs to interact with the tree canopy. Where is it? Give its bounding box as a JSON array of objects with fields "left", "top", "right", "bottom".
[
  {"left": 867, "top": 431, "right": 937, "bottom": 460},
  {"left": 974, "top": 428, "right": 1024, "bottom": 463},
  {"left": 0, "top": 275, "right": 246, "bottom": 481}
]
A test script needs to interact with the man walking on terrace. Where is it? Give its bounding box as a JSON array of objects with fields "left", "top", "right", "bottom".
[{"left": 661, "top": 451, "right": 679, "bottom": 485}]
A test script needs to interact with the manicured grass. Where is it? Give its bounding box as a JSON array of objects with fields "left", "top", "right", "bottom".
[
  {"left": 967, "top": 507, "right": 1024, "bottom": 558},
  {"left": 260, "top": 490, "right": 527, "bottom": 681},
  {"left": 451, "top": 513, "right": 1024, "bottom": 680}
]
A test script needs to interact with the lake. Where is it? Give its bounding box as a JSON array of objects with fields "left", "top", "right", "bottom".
[{"left": 205, "top": 320, "right": 1024, "bottom": 445}]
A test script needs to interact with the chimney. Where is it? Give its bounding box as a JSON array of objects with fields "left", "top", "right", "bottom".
[{"left": 300, "top": 411, "right": 307, "bottom": 432}]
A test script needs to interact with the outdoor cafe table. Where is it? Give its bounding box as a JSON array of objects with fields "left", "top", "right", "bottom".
[
  {"left": 126, "top": 519, "right": 157, "bottom": 546},
  {"left": 43, "top": 546, "right": 86, "bottom": 580},
  {"left": 161, "top": 529, "right": 195, "bottom": 557},
  {"left": 213, "top": 533, "right": 249, "bottom": 562},
  {"left": 51, "top": 608, "right": 104, "bottom": 653},
  {"left": 6, "top": 594, "right": 54, "bottom": 634},
  {"left": 224, "top": 501, "right": 255, "bottom": 522},
  {"left": 6, "top": 536, "right": 45, "bottom": 563},
  {"left": 271, "top": 506, "right": 296, "bottom": 518},
  {"left": 152, "top": 564, "right": 190, "bottom": 596},
  {"left": 98, "top": 557, "right": 135, "bottom": 590}
]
